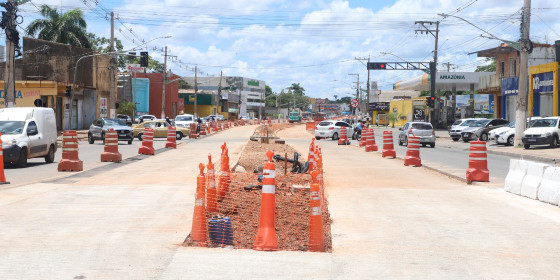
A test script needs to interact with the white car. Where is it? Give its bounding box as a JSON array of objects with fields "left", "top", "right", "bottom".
[
  {"left": 495, "top": 117, "right": 542, "bottom": 146},
  {"left": 522, "top": 117, "right": 560, "bottom": 149},
  {"left": 314, "top": 120, "right": 353, "bottom": 141},
  {"left": 174, "top": 114, "right": 195, "bottom": 128},
  {"left": 449, "top": 118, "right": 486, "bottom": 141}
]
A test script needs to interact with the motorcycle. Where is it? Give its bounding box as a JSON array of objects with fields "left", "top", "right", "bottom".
[{"left": 352, "top": 127, "right": 362, "bottom": 140}]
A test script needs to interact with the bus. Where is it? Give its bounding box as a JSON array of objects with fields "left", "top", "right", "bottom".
[{"left": 288, "top": 111, "right": 301, "bottom": 123}]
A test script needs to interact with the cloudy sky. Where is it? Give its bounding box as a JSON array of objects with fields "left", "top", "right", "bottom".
[{"left": 14, "top": 0, "right": 560, "bottom": 99}]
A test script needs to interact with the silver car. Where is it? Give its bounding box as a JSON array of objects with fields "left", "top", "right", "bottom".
[
  {"left": 88, "top": 118, "right": 134, "bottom": 144},
  {"left": 314, "top": 120, "right": 353, "bottom": 141},
  {"left": 398, "top": 121, "right": 436, "bottom": 148}
]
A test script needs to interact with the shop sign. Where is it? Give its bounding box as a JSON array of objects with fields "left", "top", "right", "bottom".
[
  {"left": 369, "top": 102, "right": 390, "bottom": 111},
  {"left": 533, "top": 72, "right": 554, "bottom": 94},
  {"left": 100, "top": 97, "right": 108, "bottom": 118}
]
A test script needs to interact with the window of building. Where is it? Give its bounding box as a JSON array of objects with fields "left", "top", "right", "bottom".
[
  {"left": 510, "top": 59, "right": 517, "bottom": 77},
  {"left": 500, "top": 61, "right": 505, "bottom": 78}
]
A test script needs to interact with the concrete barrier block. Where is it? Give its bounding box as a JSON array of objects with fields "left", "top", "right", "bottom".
[
  {"left": 537, "top": 166, "right": 560, "bottom": 206},
  {"left": 504, "top": 159, "right": 529, "bottom": 195},
  {"left": 520, "top": 162, "right": 548, "bottom": 199}
]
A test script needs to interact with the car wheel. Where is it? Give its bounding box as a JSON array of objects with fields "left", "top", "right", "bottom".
[
  {"left": 463, "top": 138, "right": 469, "bottom": 142},
  {"left": 88, "top": 133, "right": 94, "bottom": 144},
  {"left": 550, "top": 135, "right": 558, "bottom": 148},
  {"left": 352, "top": 132, "right": 356, "bottom": 140},
  {"left": 480, "top": 133, "right": 488, "bottom": 141},
  {"left": 398, "top": 139, "right": 403, "bottom": 146},
  {"left": 452, "top": 138, "right": 459, "bottom": 142},
  {"left": 332, "top": 132, "right": 339, "bottom": 140},
  {"left": 421, "top": 143, "right": 426, "bottom": 147},
  {"left": 137, "top": 133, "right": 143, "bottom": 141},
  {"left": 429, "top": 143, "right": 435, "bottom": 148},
  {"left": 404, "top": 137, "right": 408, "bottom": 147},
  {"left": 507, "top": 135, "right": 514, "bottom": 146},
  {"left": 17, "top": 148, "right": 28, "bottom": 168},
  {"left": 44, "top": 145, "right": 55, "bottom": 163},
  {"left": 524, "top": 144, "right": 530, "bottom": 149},
  {"left": 102, "top": 133, "right": 105, "bottom": 144},
  {"left": 315, "top": 136, "right": 320, "bottom": 140},
  {"left": 128, "top": 139, "right": 133, "bottom": 145},
  {"left": 176, "top": 132, "right": 183, "bottom": 140}
]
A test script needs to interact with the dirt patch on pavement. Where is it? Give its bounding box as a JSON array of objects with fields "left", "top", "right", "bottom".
[{"left": 184, "top": 128, "right": 332, "bottom": 252}]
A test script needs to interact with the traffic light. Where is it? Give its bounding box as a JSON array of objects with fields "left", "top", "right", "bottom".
[
  {"left": 426, "top": 96, "right": 436, "bottom": 108},
  {"left": 367, "top": 62, "right": 387, "bottom": 70},
  {"left": 65, "top": 85, "right": 72, "bottom": 97},
  {"left": 140, "top": 51, "right": 149, "bottom": 67}
]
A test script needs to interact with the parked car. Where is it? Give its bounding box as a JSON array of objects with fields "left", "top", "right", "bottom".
[
  {"left": 0, "top": 107, "right": 57, "bottom": 167},
  {"left": 449, "top": 118, "right": 485, "bottom": 141},
  {"left": 398, "top": 121, "right": 436, "bottom": 148},
  {"left": 136, "top": 114, "right": 156, "bottom": 124},
  {"left": 88, "top": 118, "right": 134, "bottom": 145},
  {"left": 494, "top": 117, "right": 542, "bottom": 146},
  {"left": 460, "top": 118, "right": 509, "bottom": 142},
  {"left": 314, "top": 120, "right": 353, "bottom": 140},
  {"left": 489, "top": 121, "right": 515, "bottom": 141},
  {"left": 132, "top": 119, "right": 190, "bottom": 141},
  {"left": 240, "top": 116, "right": 250, "bottom": 121},
  {"left": 522, "top": 117, "right": 560, "bottom": 149},
  {"left": 116, "top": 114, "right": 132, "bottom": 126},
  {"left": 174, "top": 114, "right": 195, "bottom": 128}
]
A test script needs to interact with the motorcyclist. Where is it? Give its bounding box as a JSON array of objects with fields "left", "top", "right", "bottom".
[{"left": 354, "top": 120, "right": 364, "bottom": 139}]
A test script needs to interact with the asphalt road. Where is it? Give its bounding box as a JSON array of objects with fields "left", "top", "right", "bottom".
[{"left": 2, "top": 137, "right": 189, "bottom": 188}]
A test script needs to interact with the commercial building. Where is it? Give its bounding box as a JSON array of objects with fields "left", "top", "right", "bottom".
[{"left": 134, "top": 72, "right": 182, "bottom": 119}]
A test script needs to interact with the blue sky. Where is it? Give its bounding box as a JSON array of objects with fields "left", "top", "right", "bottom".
[{"left": 13, "top": 0, "right": 560, "bottom": 99}]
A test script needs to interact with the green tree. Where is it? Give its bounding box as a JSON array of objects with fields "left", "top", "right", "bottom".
[
  {"left": 264, "top": 85, "right": 277, "bottom": 107},
  {"left": 26, "top": 5, "right": 91, "bottom": 48},
  {"left": 288, "top": 83, "right": 305, "bottom": 96},
  {"left": 386, "top": 112, "right": 402, "bottom": 128},
  {"left": 178, "top": 79, "right": 191, "bottom": 89},
  {"left": 117, "top": 101, "right": 136, "bottom": 119},
  {"left": 475, "top": 58, "right": 496, "bottom": 72}
]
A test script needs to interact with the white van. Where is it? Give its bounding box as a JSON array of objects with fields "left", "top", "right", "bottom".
[{"left": 0, "top": 107, "right": 58, "bottom": 167}]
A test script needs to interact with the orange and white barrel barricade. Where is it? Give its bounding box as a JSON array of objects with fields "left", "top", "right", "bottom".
[
  {"left": 382, "top": 131, "right": 396, "bottom": 158},
  {"left": 0, "top": 133, "right": 10, "bottom": 184},
  {"left": 359, "top": 128, "right": 367, "bottom": 147},
  {"left": 190, "top": 163, "right": 208, "bottom": 246},
  {"left": 189, "top": 123, "right": 198, "bottom": 139},
  {"left": 466, "top": 140, "right": 490, "bottom": 183},
  {"left": 217, "top": 143, "right": 230, "bottom": 200},
  {"left": 199, "top": 123, "right": 207, "bottom": 136},
  {"left": 241, "top": 119, "right": 245, "bottom": 126},
  {"left": 165, "top": 126, "right": 177, "bottom": 149},
  {"left": 58, "top": 130, "right": 83, "bottom": 172},
  {"left": 100, "top": 129, "right": 122, "bottom": 162},
  {"left": 403, "top": 136, "right": 421, "bottom": 167},
  {"left": 254, "top": 150, "right": 278, "bottom": 251},
  {"left": 365, "top": 129, "right": 378, "bottom": 152},
  {"left": 138, "top": 127, "right": 155, "bottom": 155},
  {"left": 206, "top": 154, "right": 218, "bottom": 212},
  {"left": 309, "top": 170, "right": 325, "bottom": 252},
  {"left": 337, "top": 127, "right": 350, "bottom": 145},
  {"left": 307, "top": 139, "right": 315, "bottom": 171},
  {"left": 208, "top": 123, "right": 213, "bottom": 134}
]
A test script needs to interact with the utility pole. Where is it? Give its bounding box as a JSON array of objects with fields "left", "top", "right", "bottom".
[
  {"left": 3, "top": 0, "right": 16, "bottom": 108},
  {"left": 514, "top": 0, "right": 531, "bottom": 147},
  {"left": 161, "top": 46, "right": 167, "bottom": 119},
  {"left": 109, "top": 11, "right": 115, "bottom": 119},
  {"left": 415, "top": 20, "right": 440, "bottom": 127},
  {"left": 441, "top": 62, "right": 455, "bottom": 72},
  {"left": 218, "top": 70, "right": 222, "bottom": 116},
  {"left": 194, "top": 66, "right": 198, "bottom": 118},
  {"left": 348, "top": 73, "right": 359, "bottom": 123},
  {"left": 355, "top": 56, "right": 371, "bottom": 118}
]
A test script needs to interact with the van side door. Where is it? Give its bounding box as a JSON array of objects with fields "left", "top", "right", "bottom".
[{"left": 26, "top": 121, "right": 46, "bottom": 156}]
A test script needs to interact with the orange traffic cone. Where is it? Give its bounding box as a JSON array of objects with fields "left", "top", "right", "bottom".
[
  {"left": 337, "top": 127, "right": 350, "bottom": 145},
  {"left": 100, "top": 129, "right": 122, "bottom": 162},
  {"left": 466, "top": 140, "right": 490, "bottom": 183},
  {"left": 307, "top": 139, "right": 315, "bottom": 171},
  {"left": 138, "top": 127, "right": 155, "bottom": 155},
  {"left": 365, "top": 129, "right": 378, "bottom": 152},
  {"left": 309, "top": 170, "right": 325, "bottom": 252},
  {"left": 165, "top": 126, "right": 177, "bottom": 148},
  {"left": 206, "top": 154, "right": 218, "bottom": 212},
  {"left": 359, "top": 128, "right": 367, "bottom": 147},
  {"left": 403, "top": 135, "right": 421, "bottom": 167},
  {"left": 58, "top": 130, "right": 84, "bottom": 172},
  {"left": 0, "top": 133, "right": 10, "bottom": 184},
  {"left": 382, "top": 131, "right": 396, "bottom": 158},
  {"left": 217, "top": 143, "right": 230, "bottom": 200},
  {"left": 190, "top": 163, "right": 207, "bottom": 246},
  {"left": 254, "top": 150, "right": 279, "bottom": 251},
  {"left": 200, "top": 123, "right": 207, "bottom": 136}
]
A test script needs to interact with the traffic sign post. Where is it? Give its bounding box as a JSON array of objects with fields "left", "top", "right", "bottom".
[{"left": 351, "top": 99, "right": 359, "bottom": 108}]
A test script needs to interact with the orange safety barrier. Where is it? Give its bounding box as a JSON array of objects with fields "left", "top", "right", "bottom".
[
  {"left": 100, "top": 129, "right": 122, "bottom": 162},
  {"left": 307, "top": 138, "right": 315, "bottom": 171},
  {"left": 200, "top": 123, "right": 207, "bottom": 136},
  {"left": 0, "top": 133, "right": 10, "bottom": 184},
  {"left": 466, "top": 140, "right": 489, "bottom": 183},
  {"left": 165, "top": 126, "right": 177, "bottom": 149},
  {"left": 337, "top": 127, "right": 350, "bottom": 145},
  {"left": 305, "top": 122, "right": 315, "bottom": 132},
  {"left": 58, "top": 130, "right": 83, "bottom": 172},
  {"left": 309, "top": 170, "right": 325, "bottom": 252},
  {"left": 138, "top": 127, "right": 155, "bottom": 155},
  {"left": 403, "top": 135, "right": 421, "bottom": 167},
  {"left": 382, "top": 131, "right": 396, "bottom": 158},
  {"left": 359, "top": 128, "right": 367, "bottom": 147},
  {"left": 206, "top": 154, "right": 218, "bottom": 212},
  {"left": 254, "top": 150, "right": 279, "bottom": 251},
  {"left": 189, "top": 123, "right": 198, "bottom": 139},
  {"left": 217, "top": 143, "right": 230, "bottom": 200},
  {"left": 190, "top": 163, "right": 208, "bottom": 246},
  {"left": 365, "top": 129, "right": 378, "bottom": 152},
  {"left": 208, "top": 122, "right": 213, "bottom": 134}
]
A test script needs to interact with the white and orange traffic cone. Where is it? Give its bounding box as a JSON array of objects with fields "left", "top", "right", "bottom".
[
  {"left": 190, "top": 163, "right": 208, "bottom": 246},
  {"left": 165, "top": 126, "right": 177, "bottom": 148},
  {"left": 382, "top": 131, "right": 396, "bottom": 158},
  {"left": 100, "top": 129, "right": 122, "bottom": 162},
  {"left": 403, "top": 135, "right": 421, "bottom": 167},
  {"left": 466, "top": 140, "right": 489, "bottom": 183},
  {"left": 254, "top": 150, "right": 279, "bottom": 251},
  {"left": 138, "top": 127, "right": 155, "bottom": 155},
  {"left": 206, "top": 154, "right": 218, "bottom": 212},
  {"left": 309, "top": 170, "right": 325, "bottom": 252},
  {"left": 58, "top": 130, "right": 84, "bottom": 172}
]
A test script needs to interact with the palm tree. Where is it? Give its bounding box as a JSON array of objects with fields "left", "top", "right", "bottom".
[
  {"left": 26, "top": 5, "right": 91, "bottom": 48},
  {"left": 288, "top": 83, "right": 305, "bottom": 96}
]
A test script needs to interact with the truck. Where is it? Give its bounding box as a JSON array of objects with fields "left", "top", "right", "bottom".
[
  {"left": 288, "top": 111, "right": 301, "bottom": 123},
  {"left": 0, "top": 107, "right": 58, "bottom": 167}
]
